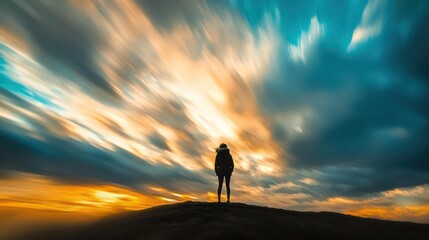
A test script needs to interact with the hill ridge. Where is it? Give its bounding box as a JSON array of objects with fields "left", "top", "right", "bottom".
[{"left": 14, "top": 201, "right": 429, "bottom": 240}]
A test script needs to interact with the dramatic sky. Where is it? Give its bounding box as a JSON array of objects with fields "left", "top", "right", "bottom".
[{"left": 1, "top": 0, "right": 429, "bottom": 228}]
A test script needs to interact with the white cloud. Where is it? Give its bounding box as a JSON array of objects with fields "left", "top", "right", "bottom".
[
  {"left": 288, "top": 16, "right": 325, "bottom": 64},
  {"left": 347, "top": 0, "right": 386, "bottom": 51},
  {"left": 300, "top": 177, "right": 318, "bottom": 185},
  {"left": 269, "top": 181, "right": 300, "bottom": 191}
]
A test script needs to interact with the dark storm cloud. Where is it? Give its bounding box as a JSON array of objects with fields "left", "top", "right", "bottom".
[
  {"left": 0, "top": 1, "right": 118, "bottom": 99},
  {"left": 286, "top": 72, "right": 429, "bottom": 169},
  {"left": 255, "top": 0, "right": 429, "bottom": 197},
  {"left": 389, "top": 1, "right": 429, "bottom": 83},
  {"left": 311, "top": 165, "right": 429, "bottom": 198}
]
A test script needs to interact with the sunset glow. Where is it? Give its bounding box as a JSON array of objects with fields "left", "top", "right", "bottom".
[{"left": 1, "top": 1, "right": 429, "bottom": 236}]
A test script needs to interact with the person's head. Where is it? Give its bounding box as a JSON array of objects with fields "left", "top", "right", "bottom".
[{"left": 219, "top": 143, "right": 227, "bottom": 148}]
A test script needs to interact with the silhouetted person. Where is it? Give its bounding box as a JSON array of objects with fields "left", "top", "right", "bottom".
[{"left": 214, "top": 143, "right": 234, "bottom": 203}]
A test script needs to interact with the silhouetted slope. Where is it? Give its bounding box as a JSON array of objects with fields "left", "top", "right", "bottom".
[{"left": 15, "top": 202, "right": 429, "bottom": 240}]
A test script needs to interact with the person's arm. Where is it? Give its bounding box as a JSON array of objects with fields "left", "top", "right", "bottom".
[
  {"left": 229, "top": 154, "right": 234, "bottom": 173},
  {"left": 214, "top": 154, "right": 219, "bottom": 175}
]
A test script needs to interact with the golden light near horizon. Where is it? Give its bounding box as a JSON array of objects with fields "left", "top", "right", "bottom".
[
  {"left": 1, "top": 170, "right": 429, "bottom": 225},
  {"left": 0, "top": 173, "right": 159, "bottom": 215},
  {"left": 0, "top": 173, "right": 219, "bottom": 215}
]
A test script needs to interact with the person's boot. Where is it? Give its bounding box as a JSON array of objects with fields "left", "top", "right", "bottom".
[
  {"left": 227, "top": 197, "right": 230, "bottom": 203},
  {"left": 217, "top": 196, "right": 221, "bottom": 203}
]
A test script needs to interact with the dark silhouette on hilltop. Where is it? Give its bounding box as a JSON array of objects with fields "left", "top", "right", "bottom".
[
  {"left": 13, "top": 202, "right": 429, "bottom": 240},
  {"left": 215, "top": 143, "right": 234, "bottom": 203}
]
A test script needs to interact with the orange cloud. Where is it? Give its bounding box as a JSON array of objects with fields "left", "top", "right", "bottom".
[
  {"left": 0, "top": 173, "right": 162, "bottom": 215},
  {"left": 0, "top": 0, "right": 284, "bottom": 177},
  {"left": 345, "top": 205, "right": 429, "bottom": 223}
]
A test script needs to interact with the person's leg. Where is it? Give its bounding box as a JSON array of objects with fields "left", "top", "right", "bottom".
[
  {"left": 225, "top": 174, "right": 231, "bottom": 202},
  {"left": 217, "top": 175, "right": 224, "bottom": 202}
]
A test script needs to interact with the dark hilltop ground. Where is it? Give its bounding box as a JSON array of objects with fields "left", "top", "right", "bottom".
[{"left": 12, "top": 201, "right": 429, "bottom": 240}]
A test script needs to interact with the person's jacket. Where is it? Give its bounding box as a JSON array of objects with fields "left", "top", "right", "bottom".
[{"left": 214, "top": 147, "right": 234, "bottom": 176}]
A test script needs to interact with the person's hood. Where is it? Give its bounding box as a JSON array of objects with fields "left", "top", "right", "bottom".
[{"left": 216, "top": 147, "right": 229, "bottom": 153}]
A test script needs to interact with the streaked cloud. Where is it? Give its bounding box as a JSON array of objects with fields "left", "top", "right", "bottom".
[
  {"left": 288, "top": 16, "right": 324, "bottom": 63},
  {"left": 0, "top": 0, "right": 283, "bottom": 177},
  {"left": 0, "top": 0, "right": 429, "bottom": 227},
  {"left": 300, "top": 178, "right": 318, "bottom": 185},
  {"left": 348, "top": 0, "right": 386, "bottom": 51}
]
